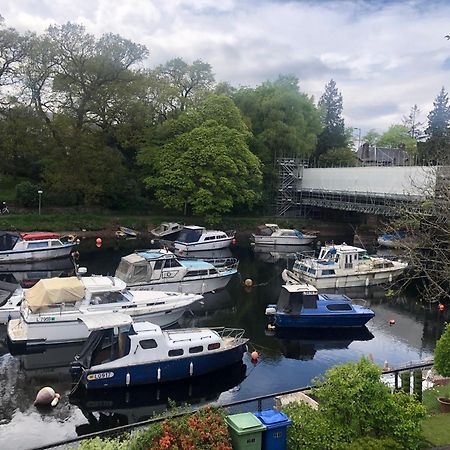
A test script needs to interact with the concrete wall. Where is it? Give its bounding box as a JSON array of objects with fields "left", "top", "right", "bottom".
[{"left": 301, "top": 166, "right": 436, "bottom": 198}]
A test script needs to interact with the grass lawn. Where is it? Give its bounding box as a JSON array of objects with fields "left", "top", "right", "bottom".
[
  {"left": 423, "top": 384, "right": 450, "bottom": 415},
  {"left": 421, "top": 414, "right": 450, "bottom": 447}
]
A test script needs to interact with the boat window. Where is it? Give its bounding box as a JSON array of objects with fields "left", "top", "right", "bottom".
[
  {"left": 27, "top": 242, "right": 48, "bottom": 249},
  {"left": 208, "top": 342, "right": 221, "bottom": 350},
  {"left": 115, "top": 260, "right": 131, "bottom": 279},
  {"left": 133, "top": 265, "right": 147, "bottom": 278},
  {"left": 154, "top": 260, "right": 164, "bottom": 270},
  {"left": 307, "top": 267, "right": 316, "bottom": 275},
  {"left": 140, "top": 339, "right": 158, "bottom": 349},
  {"left": 358, "top": 251, "right": 370, "bottom": 260},
  {"left": 185, "top": 270, "right": 209, "bottom": 278},
  {"left": 51, "top": 241, "right": 61, "bottom": 247},
  {"left": 303, "top": 294, "right": 318, "bottom": 309},
  {"left": 189, "top": 346, "right": 203, "bottom": 354},
  {"left": 321, "top": 269, "right": 335, "bottom": 275},
  {"left": 177, "top": 228, "right": 202, "bottom": 243},
  {"left": 209, "top": 268, "right": 218, "bottom": 275},
  {"left": 168, "top": 348, "right": 184, "bottom": 357},
  {"left": 91, "top": 330, "right": 131, "bottom": 366},
  {"left": 216, "top": 234, "right": 226, "bottom": 239},
  {"left": 0, "top": 232, "right": 20, "bottom": 251},
  {"left": 92, "top": 291, "right": 129, "bottom": 305},
  {"left": 326, "top": 303, "right": 353, "bottom": 311},
  {"left": 165, "top": 258, "right": 182, "bottom": 268},
  {"left": 204, "top": 236, "right": 215, "bottom": 241}
]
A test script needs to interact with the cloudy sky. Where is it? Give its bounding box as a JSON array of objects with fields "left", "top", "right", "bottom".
[{"left": 1, "top": 0, "right": 450, "bottom": 135}]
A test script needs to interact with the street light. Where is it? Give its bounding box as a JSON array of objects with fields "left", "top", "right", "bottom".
[{"left": 38, "top": 190, "right": 43, "bottom": 215}]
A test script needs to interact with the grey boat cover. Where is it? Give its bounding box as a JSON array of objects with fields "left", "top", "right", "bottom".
[
  {"left": 116, "top": 253, "right": 149, "bottom": 283},
  {"left": 25, "top": 276, "right": 85, "bottom": 312},
  {"left": 0, "top": 231, "right": 21, "bottom": 251}
]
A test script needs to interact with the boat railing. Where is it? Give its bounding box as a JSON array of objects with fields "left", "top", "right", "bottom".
[
  {"left": 226, "top": 229, "right": 236, "bottom": 238},
  {"left": 295, "top": 249, "right": 316, "bottom": 260},
  {"left": 211, "top": 327, "right": 246, "bottom": 342}
]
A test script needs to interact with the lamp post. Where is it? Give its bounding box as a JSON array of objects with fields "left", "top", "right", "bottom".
[{"left": 38, "top": 190, "right": 43, "bottom": 215}]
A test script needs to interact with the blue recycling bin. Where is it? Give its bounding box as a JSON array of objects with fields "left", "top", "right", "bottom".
[{"left": 253, "top": 409, "right": 292, "bottom": 450}]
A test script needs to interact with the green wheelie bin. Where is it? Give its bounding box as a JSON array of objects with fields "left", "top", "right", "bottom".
[{"left": 226, "top": 412, "right": 266, "bottom": 450}]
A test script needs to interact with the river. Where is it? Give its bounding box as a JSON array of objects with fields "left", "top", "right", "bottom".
[{"left": 0, "top": 234, "right": 447, "bottom": 450}]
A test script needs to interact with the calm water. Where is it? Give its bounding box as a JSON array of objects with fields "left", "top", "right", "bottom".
[{"left": 0, "top": 235, "right": 448, "bottom": 450}]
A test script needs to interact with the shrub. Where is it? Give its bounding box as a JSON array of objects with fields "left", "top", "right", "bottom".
[
  {"left": 434, "top": 323, "right": 450, "bottom": 377},
  {"left": 15, "top": 181, "right": 39, "bottom": 207},
  {"left": 341, "top": 436, "right": 403, "bottom": 450}
]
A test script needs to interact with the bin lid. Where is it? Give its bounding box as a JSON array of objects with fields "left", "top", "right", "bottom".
[
  {"left": 253, "top": 409, "right": 292, "bottom": 429},
  {"left": 226, "top": 413, "right": 266, "bottom": 434}
]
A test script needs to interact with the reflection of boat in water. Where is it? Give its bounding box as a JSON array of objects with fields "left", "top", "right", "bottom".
[
  {"left": 0, "top": 257, "right": 76, "bottom": 287},
  {"left": 252, "top": 244, "right": 313, "bottom": 264},
  {"left": 70, "top": 361, "right": 247, "bottom": 436},
  {"left": 268, "top": 326, "right": 374, "bottom": 361}
]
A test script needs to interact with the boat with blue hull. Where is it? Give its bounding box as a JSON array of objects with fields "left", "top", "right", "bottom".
[
  {"left": 265, "top": 284, "right": 375, "bottom": 328},
  {"left": 70, "top": 314, "right": 248, "bottom": 390}
]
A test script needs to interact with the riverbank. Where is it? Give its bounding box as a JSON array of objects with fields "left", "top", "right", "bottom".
[{"left": 0, "top": 211, "right": 359, "bottom": 240}]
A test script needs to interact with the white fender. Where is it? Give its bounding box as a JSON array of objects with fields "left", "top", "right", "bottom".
[
  {"left": 125, "top": 372, "right": 131, "bottom": 386},
  {"left": 189, "top": 362, "right": 194, "bottom": 376},
  {"left": 157, "top": 367, "right": 161, "bottom": 381}
]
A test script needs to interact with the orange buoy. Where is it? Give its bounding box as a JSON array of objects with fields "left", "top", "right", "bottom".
[
  {"left": 251, "top": 351, "right": 259, "bottom": 361},
  {"left": 96, "top": 237, "right": 102, "bottom": 245},
  {"left": 439, "top": 303, "right": 445, "bottom": 312},
  {"left": 244, "top": 279, "right": 253, "bottom": 288},
  {"left": 389, "top": 319, "right": 396, "bottom": 326},
  {"left": 232, "top": 238, "right": 237, "bottom": 245}
]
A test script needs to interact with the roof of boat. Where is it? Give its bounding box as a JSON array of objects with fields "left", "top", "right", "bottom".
[
  {"left": 180, "top": 260, "right": 214, "bottom": 269},
  {"left": 132, "top": 321, "right": 162, "bottom": 333},
  {"left": 282, "top": 283, "right": 318, "bottom": 294},
  {"left": 79, "top": 313, "right": 133, "bottom": 331},
  {"left": 184, "top": 225, "right": 206, "bottom": 230},
  {"left": 135, "top": 249, "right": 174, "bottom": 260},
  {"left": 81, "top": 276, "right": 126, "bottom": 292},
  {"left": 264, "top": 224, "right": 279, "bottom": 228},
  {"left": 21, "top": 232, "right": 60, "bottom": 240},
  {"left": 322, "top": 244, "right": 366, "bottom": 252}
]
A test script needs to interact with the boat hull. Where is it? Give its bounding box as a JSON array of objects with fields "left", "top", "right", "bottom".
[
  {"left": 173, "top": 238, "right": 233, "bottom": 252},
  {"left": 78, "top": 343, "right": 247, "bottom": 389},
  {"left": 7, "top": 307, "right": 188, "bottom": 348},
  {"left": 0, "top": 244, "right": 76, "bottom": 263},
  {"left": 252, "top": 235, "right": 315, "bottom": 246},
  {"left": 271, "top": 312, "right": 375, "bottom": 328}
]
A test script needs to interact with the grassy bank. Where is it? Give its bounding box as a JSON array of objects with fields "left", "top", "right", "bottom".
[{"left": 0, "top": 210, "right": 351, "bottom": 235}]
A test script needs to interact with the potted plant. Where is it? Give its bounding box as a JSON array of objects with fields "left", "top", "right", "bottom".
[{"left": 434, "top": 322, "right": 450, "bottom": 412}]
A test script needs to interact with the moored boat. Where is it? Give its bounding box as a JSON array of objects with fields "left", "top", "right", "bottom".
[
  {"left": 7, "top": 275, "right": 202, "bottom": 349},
  {"left": 115, "top": 249, "right": 238, "bottom": 294},
  {"left": 265, "top": 283, "right": 375, "bottom": 328},
  {"left": 0, "top": 280, "right": 23, "bottom": 323},
  {"left": 70, "top": 316, "right": 248, "bottom": 389},
  {"left": 150, "top": 222, "right": 183, "bottom": 240},
  {"left": 173, "top": 226, "right": 235, "bottom": 252},
  {"left": 251, "top": 224, "right": 317, "bottom": 246},
  {"left": 0, "top": 231, "right": 77, "bottom": 263},
  {"left": 284, "top": 243, "right": 407, "bottom": 289}
]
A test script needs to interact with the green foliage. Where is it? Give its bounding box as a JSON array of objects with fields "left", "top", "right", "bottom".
[
  {"left": 77, "top": 436, "right": 129, "bottom": 450},
  {"left": 421, "top": 413, "right": 450, "bottom": 447},
  {"left": 283, "top": 358, "right": 426, "bottom": 450},
  {"left": 434, "top": 323, "right": 450, "bottom": 378},
  {"left": 15, "top": 181, "right": 40, "bottom": 207},
  {"left": 283, "top": 401, "right": 348, "bottom": 449},
  {"left": 363, "top": 129, "right": 381, "bottom": 146},
  {"left": 377, "top": 124, "right": 417, "bottom": 154},
  {"left": 127, "top": 423, "right": 163, "bottom": 450},
  {"left": 340, "top": 436, "right": 402, "bottom": 450},
  {"left": 423, "top": 383, "right": 450, "bottom": 414},
  {"left": 318, "top": 147, "right": 358, "bottom": 167}
]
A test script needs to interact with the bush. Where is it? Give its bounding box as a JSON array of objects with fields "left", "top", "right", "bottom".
[
  {"left": 15, "top": 181, "right": 40, "bottom": 207},
  {"left": 434, "top": 323, "right": 450, "bottom": 377},
  {"left": 341, "top": 436, "right": 403, "bottom": 450}
]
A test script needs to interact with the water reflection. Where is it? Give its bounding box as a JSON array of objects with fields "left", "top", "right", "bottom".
[
  {"left": 267, "top": 327, "right": 374, "bottom": 361},
  {"left": 252, "top": 243, "right": 313, "bottom": 265},
  {"left": 70, "top": 361, "right": 247, "bottom": 436}
]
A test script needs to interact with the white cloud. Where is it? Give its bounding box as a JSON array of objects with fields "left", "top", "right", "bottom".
[{"left": 1, "top": 0, "right": 450, "bottom": 134}]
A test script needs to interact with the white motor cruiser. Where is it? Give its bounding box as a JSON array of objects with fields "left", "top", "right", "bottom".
[
  {"left": 115, "top": 249, "right": 238, "bottom": 294},
  {"left": 0, "top": 280, "right": 23, "bottom": 323},
  {"left": 173, "top": 226, "right": 235, "bottom": 252},
  {"left": 7, "top": 275, "right": 202, "bottom": 348},
  {"left": 0, "top": 231, "right": 77, "bottom": 262},
  {"left": 251, "top": 224, "right": 316, "bottom": 246},
  {"left": 150, "top": 222, "right": 183, "bottom": 240},
  {"left": 283, "top": 243, "right": 407, "bottom": 289}
]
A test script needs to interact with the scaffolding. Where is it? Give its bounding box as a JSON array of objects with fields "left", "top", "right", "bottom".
[{"left": 276, "top": 158, "right": 307, "bottom": 216}]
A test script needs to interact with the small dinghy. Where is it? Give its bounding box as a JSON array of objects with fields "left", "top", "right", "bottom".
[
  {"left": 70, "top": 314, "right": 248, "bottom": 389},
  {"left": 150, "top": 222, "right": 183, "bottom": 240},
  {"left": 116, "top": 227, "right": 139, "bottom": 238}
]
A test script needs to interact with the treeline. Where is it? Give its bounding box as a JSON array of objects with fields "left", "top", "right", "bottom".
[{"left": 0, "top": 20, "right": 448, "bottom": 221}]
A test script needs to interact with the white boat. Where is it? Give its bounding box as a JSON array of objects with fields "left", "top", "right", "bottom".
[
  {"left": 115, "top": 249, "right": 238, "bottom": 294},
  {"left": 150, "top": 222, "right": 183, "bottom": 240},
  {"left": 173, "top": 226, "right": 235, "bottom": 252},
  {"left": 0, "top": 231, "right": 77, "bottom": 262},
  {"left": 251, "top": 224, "right": 316, "bottom": 246},
  {"left": 69, "top": 315, "right": 248, "bottom": 389},
  {"left": 377, "top": 232, "right": 415, "bottom": 249},
  {"left": 0, "top": 280, "right": 23, "bottom": 323},
  {"left": 252, "top": 243, "right": 313, "bottom": 264},
  {"left": 7, "top": 275, "right": 202, "bottom": 348},
  {"left": 283, "top": 243, "right": 408, "bottom": 289}
]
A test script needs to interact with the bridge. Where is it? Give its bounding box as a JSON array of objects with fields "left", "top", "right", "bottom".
[{"left": 276, "top": 159, "right": 443, "bottom": 217}]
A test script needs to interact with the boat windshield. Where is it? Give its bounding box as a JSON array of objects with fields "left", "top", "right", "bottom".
[
  {"left": 177, "top": 228, "right": 202, "bottom": 243},
  {"left": 277, "top": 289, "right": 318, "bottom": 314},
  {"left": 0, "top": 232, "right": 21, "bottom": 251},
  {"left": 90, "top": 291, "right": 130, "bottom": 305},
  {"left": 115, "top": 259, "right": 132, "bottom": 279},
  {"left": 357, "top": 251, "right": 370, "bottom": 260}
]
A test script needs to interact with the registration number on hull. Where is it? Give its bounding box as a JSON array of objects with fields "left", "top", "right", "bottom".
[{"left": 87, "top": 372, "right": 114, "bottom": 381}]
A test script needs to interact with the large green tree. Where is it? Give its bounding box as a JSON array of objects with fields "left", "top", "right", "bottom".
[
  {"left": 377, "top": 124, "right": 417, "bottom": 155},
  {"left": 139, "top": 94, "right": 262, "bottom": 223},
  {"left": 420, "top": 87, "right": 450, "bottom": 163},
  {"left": 315, "top": 79, "right": 348, "bottom": 161}
]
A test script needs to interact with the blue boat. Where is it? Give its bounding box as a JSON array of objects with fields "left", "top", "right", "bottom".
[
  {"left": 265, "top": 284, "right": 375, "bottom": 328},
  {"left": 70, "top": 314, "right": 248, "bottom": 390}
]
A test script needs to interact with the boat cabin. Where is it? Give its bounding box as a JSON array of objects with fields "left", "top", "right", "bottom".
[
  {"left": 176, "top": 226, "right": 230, "bottom": 243},
  {"left": 277, "top": 284, "right": 319, "bottom": 314},
  {"left": 0, "top": 231, "right": 21, "bottom": 252}
]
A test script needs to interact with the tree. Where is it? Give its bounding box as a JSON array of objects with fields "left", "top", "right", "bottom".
[
  {"left": 420, "top": 87, "right": 450, "bottom": 163},
  {"left": 434, "top": 323, "right": 450, "bottom": 378},
  {"left": 363, "top": 129, "right": 381, "bottom": 146},
  {"left": 139, "top": 94, "right": 262, "bottom": 223},
  {"left": 402, "top": 104, "right": 423, "bottom": 139},
  {"left": 318, "top": 147, "right": 358, "bottom": 167},
  {"left": 315, "top": 79, "right": 348, "bottom": 160},
  {"left": 377, "top": 124, "right": 417, "bottom": 155}
]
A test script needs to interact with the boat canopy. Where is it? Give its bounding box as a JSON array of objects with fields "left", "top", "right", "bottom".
[
  {"left": 78, "top": 313, "right": 132, "bottom": 331},
  {"left": 21, "top": 232, "right": 60, "bottom": 241},
  {"left": 177, "top": 227, "right": 203, "bottom": 243},
  {"left": 277, "top": 285, "right": 319, "bottom": 314},
  {"left": 0, "top": 231, "right": 21, "bottom": 251},
  {"left": 25, "top": 276, "right": 85, "bottom": 312},
  {"left": 115, "top": 253, "right": 149, "bottom": 282}
]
